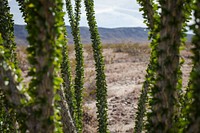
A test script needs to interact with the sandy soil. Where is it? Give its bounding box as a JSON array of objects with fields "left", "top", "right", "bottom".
[
  {"left": 17, "top": 44, "right": 192, "bottom": 133},
  {"left": 79, "top": 45, "right": 192, "bottom": 133}
]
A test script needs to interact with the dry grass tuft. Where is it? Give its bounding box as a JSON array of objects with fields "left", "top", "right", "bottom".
[{"left": 105, "top": 43, "right": 150, "bottom": 55}]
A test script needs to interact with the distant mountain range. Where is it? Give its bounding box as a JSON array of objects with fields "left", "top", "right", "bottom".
[{"left": 14, "top": 25, "right": 192, "bottom": 45}]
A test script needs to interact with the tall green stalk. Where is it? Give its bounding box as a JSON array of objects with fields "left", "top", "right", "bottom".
[
  {"left": 0, "top": 40, "right": 16, "bottom": 133},
  {"left": 173, "top": 0, "right": 193, "bottom": 131},
  {"left": 184, "top": 0, "right": 200, "bottom": 132},
  {"left": 0, "top": 43, "right": 27, "bottom": 132},
  {"left": 84, "top": 0, "right": 109, "bottom": 132},
  {"left": 0, "top": 0, "right": 17, "bottom": 63},
  {"left": 0, "top": 1, "right": 18, "bottom": 131},
  {"left": 60, "top": 28, "right": 77, "bottom": 133},
  {"left": 25, "top": 0, "right": 65, "bottom": 132},
  {"left": 134, "top": 1, "right": 192, "bottom": 132},
  {"left": 65, "top": 0, "right": 84, "bottom": 132},
  {"left": 15, "top": 0, "right": 76, "bottom": 132},
  {"left": 145, "top": 1, "right": 185, "bottom": 132},
  {"left": 134, "top": 0, "right": 160, "bottom": 132}
]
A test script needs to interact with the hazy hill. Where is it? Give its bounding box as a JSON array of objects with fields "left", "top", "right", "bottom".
[{"left": 14, "top": 25, "right": 192, "bottom": 45}]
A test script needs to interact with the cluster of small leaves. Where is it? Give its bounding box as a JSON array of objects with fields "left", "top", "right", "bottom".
[
  {"left": 174, "top": 0, "right": 193, "bottom": 131},
  {"left": 0, "top": 34, "right": 2, "bottom": 43},
  {"left": 134, "top": 0, "right": 160, "bottom": 132},
  {"left": 24, "top": 0, "right": 65, "bottom": 132},
  {"left": 0, "top": 37, "right": 26, "bottom": 132},
  {"left": 134, "top": 0, "right": 192, "bottom": 132},
  {"left": 146, "top": 0, "right": 185, "bottom": 132},
  {"left": 0, "top": 34, "right": 16, "bottom": 133},
  {"left": 16, "top": 0, "right": 79, "bottom": 132},
  {"left": 175, "top": 0, "right": 193, "bottom": 106},
  {"left": 61, "top": 24, "right": 75, "bottom": 118},
  {"left": 65, "top": 0, "right": 84, "bottom": 132},
  {"left": 182, "top": 0, "right": 200, "bottom": 132},
  {"left": 0, "top": 1, "right": 18, "bottom": 131},
  {"left": 84, "top": 0, "right": 109, "bottom": 132},
  {"left": 0, "top": 0, "right": 17, "bottom": 63},
  {"left": 16, "top": 0, "right": 27, "bottom": 19},
  {"left": 17, "top": 0, "right": 70, "bottom": 132},
  {"left": 0, "top": 90, "right": 16, "bottom": 133},
  {"left": 14, "top": 0, "right": 109, "bottom": 132},
  {"left": 60, "top": 27, "right": 77, "bottom": 132},
  {"left": 51, "top": 1, "right": 67, "bottom": 132}
]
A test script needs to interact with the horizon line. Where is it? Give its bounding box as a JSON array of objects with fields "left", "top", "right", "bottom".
[{"left": 14, "top": 24, "right": 148, "bottom": 29}]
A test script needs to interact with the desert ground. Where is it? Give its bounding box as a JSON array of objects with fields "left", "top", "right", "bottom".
[{"left": 17, "top": 43, "right": 192, "bottom": 133}]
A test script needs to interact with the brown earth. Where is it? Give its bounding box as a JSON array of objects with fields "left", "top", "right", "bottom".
[
  {"left": 17, "top": 43, "right": 192, "bottom": 133},
  {"left": 78, "top": 44, "right": 192, "bottom": 133}
]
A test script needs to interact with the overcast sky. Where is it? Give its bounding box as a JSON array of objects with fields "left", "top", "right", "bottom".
[{"left": 8, "top": 0, "right": 146, "bottom": 28}]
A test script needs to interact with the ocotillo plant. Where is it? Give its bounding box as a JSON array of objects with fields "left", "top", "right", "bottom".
[
  {"left": 173, "top": 0, "right": 193, "bottom": 131},
  {"left": 183, "top": 0, "right": 200, "bottom": 132},
  {"left": 0, "top": 0, "right": 17, "bottom": 132},
  {"left": 134, "top": 0, "right": 160, "bottom": 132},
  {"left": 0, "top": 0, "right": 17, "bottom": 63},
  {"left": 134, "top": 0, "right": 194, "bottom": 132},
  {"left": 60, "top": 27, "right": 77, "bottom": 133},
  {"left": 0, "top": 92, "right": 16, "bottom": 132},
  {"left": 134, "top": 0, "right": 191, "bottom": 132},
  {"left": 58, "top": 15, "right": 77, "bottom": 132},
  {"left": 16, "top": 0, "right": 26, "bottom": 19},
  {"left": 14, "top": 0, "right": 110, "bottom": 132},
  {"left": 15, "top": 0, "right": 76, "bottom": 132},
  {"left": 145, "top": 0, "right": 185, "bottom": 132},
  {"left": 65, "top": 0, "right": 84, "bottom": 132},
  {"left": 0, "top": 39, "right": 26, "bottom": 131},
  {"left": 25, "top": 0, "right": 66, "bottom": 131},
  {"left": 0, "top": 0, "right": 67, "bottom": 132},
  {"left": 84, "top": 0, "right": 109, "bottom": 132},
  {"left": 3, "top": 0, "right": 200, "bottom": 132}
]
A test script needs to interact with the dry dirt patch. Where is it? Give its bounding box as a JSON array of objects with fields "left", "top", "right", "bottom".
[
  {"left": 17, "top": 43, "right": 192, "bottom": 133},
  {"left": 81, "top": 44, "right": 192, "bottom": 133}
]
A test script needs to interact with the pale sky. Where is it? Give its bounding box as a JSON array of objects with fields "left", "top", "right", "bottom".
[{"left": 8, "top": 0, "right": 146, "bottom": 28}]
